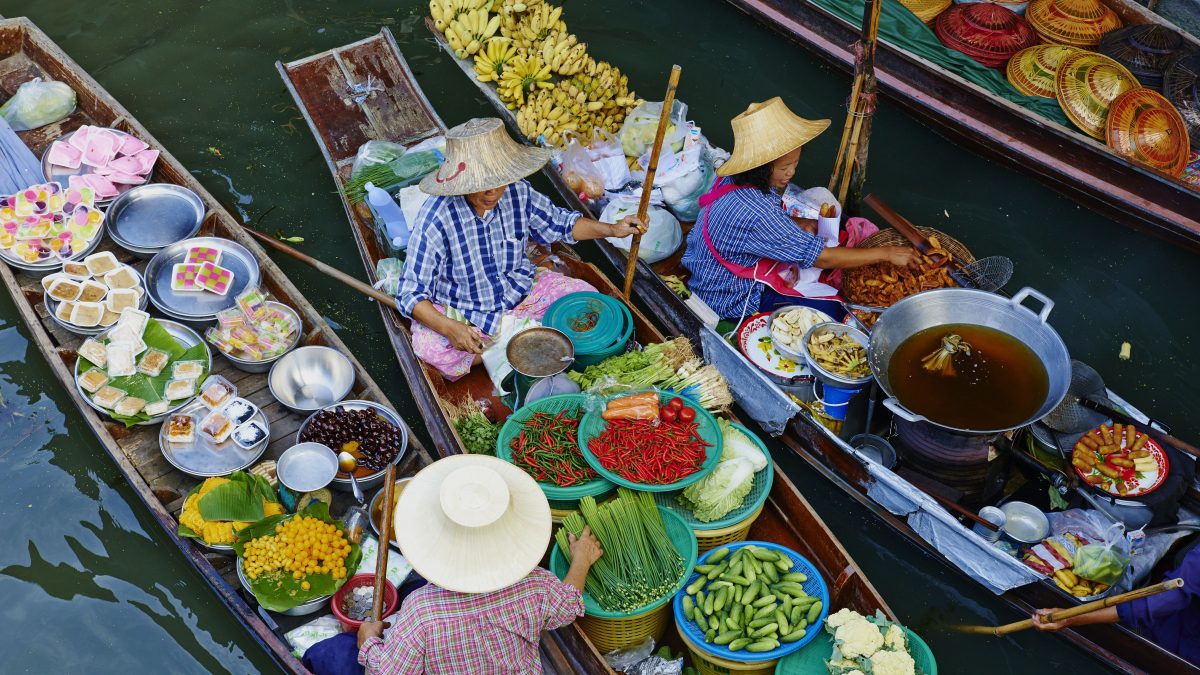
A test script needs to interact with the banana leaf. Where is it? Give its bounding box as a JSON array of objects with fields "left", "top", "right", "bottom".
[
  {"left": 197, "top": 472, "right": 279, "bottom": 522},
  {"left": 78, "top": 318, "right": 210, "bottom": 426},
  {"left": 232, "top": 501, "right": 362, "bottom": 612}
]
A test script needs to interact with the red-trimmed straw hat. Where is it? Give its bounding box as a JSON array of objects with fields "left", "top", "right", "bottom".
[{"left": 1105, "top": 87, "right": 1191, "bottom": 176}]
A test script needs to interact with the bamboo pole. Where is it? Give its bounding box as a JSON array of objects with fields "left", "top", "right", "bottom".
[
  {"left": 623, "top": 65, "right": 681, "bottom": 299},
  {"left": 955, "top": 578, "right": 1184, "bottom": 636},
  {"left": 371, "top": 464, "right": 398, "bottom": 622},
  {"left": 828, "top": 0, "right": 883, "bottom": 210}
]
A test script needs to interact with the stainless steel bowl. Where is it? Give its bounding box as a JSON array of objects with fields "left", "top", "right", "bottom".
[
  {"left": 219, "top": 302, "right": 303, "bottom": 373},
  {"left": 369, "top": 477, "right": 414, "bottom": 549},
  {"left": 767, "top": 304, "right": 834, "bottom": 362},
  {"left": 106, "top": 184, "right": 204, "bottom": 258},
  {"left": 44, "top": 265, "right": 148, "bottom": 337},
  {"left": 268, "top": 346, "right": 355, "bottom": 414},
  {"left": 1000, "top": 501, "right": 1050, "bottom": 544},
  {"left": 799, "top": 322, "right": 873, "bottom": 387},
  {"left": 296, "top": 400, "right": 410, "bottom": 493},
  {"left": 235, "top": 558, "right": 329, "bottom": 616},
  {"left": 277, "top": 442, "right": 338, "bottom": 492}
]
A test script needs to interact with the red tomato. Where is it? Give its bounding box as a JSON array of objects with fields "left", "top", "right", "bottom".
[
  {"left": 678, "top": 406, "right": 696, "bottom": 423},
  {"left": 668, "top": 397, "right": 684, "bottom": 412},
  {"left": 660, "top": 408, "right": 678, "bottom": 423}
]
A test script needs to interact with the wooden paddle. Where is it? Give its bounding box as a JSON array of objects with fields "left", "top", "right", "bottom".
[
  {"left": 241, "top": 225, "right": 401, "bottom": 310},
  {"left": 371, "top": 464, "right": 397, "bottom": 622},
  {"left": 829, "top": 0, "right": 884, "bottom": 207},
  {"left": 955, "top": 578, "right": 1184, "bottom": 636},
  {"left": 623, "top": 64, "right": 681, "bottom": 299}
]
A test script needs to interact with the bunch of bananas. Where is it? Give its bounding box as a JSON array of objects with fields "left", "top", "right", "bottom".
[
  {"left": 516, "top": 89, "right": 579, "bottom": 141},
  {"left": 503, "top": 3, "right": 566, "bottom": 53},
  {"left": 497, "top": 54, "right": 553, "bottom": 108},
  {"left": 540, "top": 32, "right": 587, "bottom": 76},
  {"left": 490, "top": 0, "right": 542, "bottom": 13},
  {"left": 473, "top": 37, "right": 518, "bottom": 83},
  {"left": 430, "top": 0, "right": 491, "bottom": 32},
  {"left": 446, "top": 7, "right": 502, "bottom": 59}
]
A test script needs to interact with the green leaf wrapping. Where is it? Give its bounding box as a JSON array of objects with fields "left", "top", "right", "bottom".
[
  {"left": 232, "top": 501, "right": 362, "bottom": 612},
  {"left": 78, "top": 319, "right": 210, "bottom": 426},
  {"left": 197, "top": 473, "right": 278, "bottom": 522}
]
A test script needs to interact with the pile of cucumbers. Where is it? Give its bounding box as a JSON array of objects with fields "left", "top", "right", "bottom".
[{"left": 680, "top": 544, "right": 822, "bottom": 654}]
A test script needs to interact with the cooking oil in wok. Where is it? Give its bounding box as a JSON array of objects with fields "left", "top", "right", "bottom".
[{"left": 888, "top": 323, "right": 1048, "bottom": 430}]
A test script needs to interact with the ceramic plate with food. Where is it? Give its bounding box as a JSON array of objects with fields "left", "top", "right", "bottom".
[
  {"left": 1072, "top": 423, "right": 1168, "bottom": 497},
  {"left": 736, "top": 312, "right": 809, "bottom": 381}
]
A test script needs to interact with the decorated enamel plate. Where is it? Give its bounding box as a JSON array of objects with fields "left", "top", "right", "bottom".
[{"left": 736, "top": 312, "right": 810, "bottom": 381}]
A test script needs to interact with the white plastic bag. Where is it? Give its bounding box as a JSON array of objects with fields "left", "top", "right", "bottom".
[
  {"left": 561, "top": 135, "right": 605, "bottom": 200},
  {"left": 601, "top": 190, "right": 681, "bottom": 263},
  {"left": 0, "top": 78, "right": 76, "bottom": 131},
  {"left": 619, "top": 100, "right": 688, "bottom": 160},
  {"left": 588, "top": 128, "right": 630, "bottom": 190}
]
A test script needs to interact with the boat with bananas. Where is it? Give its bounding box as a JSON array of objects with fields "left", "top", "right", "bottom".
[
  {"left": 278, "top": 27, "right": 897, "bottom": 672},
  {"left": 0, "top": 16, "right": 444, "bottom": 675},
  {"left": 422, "top": 7, "right": 1200, "bottom": 674}
]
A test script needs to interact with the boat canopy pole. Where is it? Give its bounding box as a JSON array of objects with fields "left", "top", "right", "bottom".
[{"left": 828, "top": 0, "right": 883, "bottom": 211}]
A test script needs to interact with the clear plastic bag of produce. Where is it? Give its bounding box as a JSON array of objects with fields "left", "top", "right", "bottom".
[
  {"left": 603, "top": 637, "right": 684, "bottom": 675},
  {"left": 373, "top": 257, "right": 404, "bottom": 297},
  {"left": 0, "top": 78, "right": 76, "bottom": 131},
  {"left": 662, "top": 157, "right": 714, "bottom": 222},
  {"left": 1072, "top": 521, "right": 1131, "bottom": 585},
  {"left": 561, "top": 133, "right": 605, "bottom": 201},
  {"left": 587, "top": 128, "right": 631, "bottom": 190},
  {"left": 619, "top": 100, "right": 688, "bottom": 161},
  {"left": 350, "top": 140, "right": 408, "bottom": 179}
]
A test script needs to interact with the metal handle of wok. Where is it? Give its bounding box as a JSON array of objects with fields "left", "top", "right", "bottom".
[
  {"left": 882, "top": 396, "right": 926, "bottom": 424},
  {"left": 1010, "top": 287, "right": 1054, "bottom": 323}
]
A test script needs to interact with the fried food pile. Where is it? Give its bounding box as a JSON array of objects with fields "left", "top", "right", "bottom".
[{"left": 843, "top": 236, "right": 958, "bottom": 308}]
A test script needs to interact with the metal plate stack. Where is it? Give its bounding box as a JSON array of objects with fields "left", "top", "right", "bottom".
[
  {"left": 1055, "top": 51, "right": 1140, "bottom": 139},
  {"left": 106, "top": 184, "right": 205, "bottom": 259},
  {"left": 144, "top": 236, "right": 260, "bottom": 325},
  {"left": 935, "top": 3, "right": 1040, "bottom": 68}
]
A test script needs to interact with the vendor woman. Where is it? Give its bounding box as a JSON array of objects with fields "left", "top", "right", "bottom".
[
  {"left": 681, "top": 97, "right": 919, "bottom": 320},
  {"left": 398, "top": 118, "right": 643, "bottom": 380}
]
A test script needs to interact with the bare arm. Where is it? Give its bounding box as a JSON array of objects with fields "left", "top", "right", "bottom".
[
  {"left": 571, "top": 214, "right": 645, "bottom": 242},
  {"left": 563, "top": 526, "right": 604, "bottom": 592},
  {"left": 813, "top": 245, "right": 921, "bottom": 270},
  {"left": 411, "top": 300, "right": 487, "bottom": 354},
  {"left": 1033, "top": 606, "right": 1118, "bottom": 631}
]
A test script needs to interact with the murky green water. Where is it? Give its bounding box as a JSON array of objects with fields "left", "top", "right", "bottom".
[{"left": 3, "top": 0, "right": 1196, "bottom": 672}]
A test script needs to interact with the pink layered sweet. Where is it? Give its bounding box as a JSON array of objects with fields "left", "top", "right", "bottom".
[
  {"left": 88, "top": 175, "right": 119, "bottom": 198},
  {"left": 108, "top": 171, "right": 146, "bottom": 185},
  {"left": 67, "top": 125, "right": 92, "bottom": 151},
  {"left": 81, "top": 131, "right": 117, "bottom": 168},
  {"left": 47, "top": 141, "right": 83, "bottom": 170},
  {"left": 67, "top": 174, "right": 90, "bottom": 190},
  {"left": 117, "top": 134, "right": 148, "bottom": 156},
  {"left": 132, "top": 149, "right": 159, "bottom": 174},
  {"left": 107, "top": 155, "right": 143, "bottom": 175}
]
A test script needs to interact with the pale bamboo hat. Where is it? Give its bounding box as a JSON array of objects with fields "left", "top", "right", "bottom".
[
  {"left": 716, "top": 97, "right": 831, "bottom": 176},
  {"left": 392, "top": 454, "right": 552, "bottom": 593},
  {"left": 419, "top": 117, "right": 552, "bottom": 196}
]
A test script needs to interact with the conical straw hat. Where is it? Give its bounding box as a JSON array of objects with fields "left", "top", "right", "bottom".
[
  {"left": 1098, "top": 25, "right": 1185, "bottom": 92},
  {"left": 1163, "top": 48, "right": 1200, "bottom": 151},
  {"left": 1026, "top": 0, "right": 1122, "bottom": 48},
  {"left": 419, "top": 117, "right": 552, "bottom": 196},
  {"left": 1056, "top": 51, "right": 1139, "bottom": 139},
  {"left": 1008, "top": 44, "right": 1083, "bottom": 98},
  {"left": 902, "top": 0, "right": 952, "bottom": 24},
  {"left": 716, "top": 97, "right": 830, "bottom": 177},
  {"left": 935, "top": 3, "right": 1039, "bottom": 69},
  {"left": 1106, "top": 87, "right": 1191, "bottom": 176},
  {"left": 393, "top": 454, "right": 552, "bottom": 593}
]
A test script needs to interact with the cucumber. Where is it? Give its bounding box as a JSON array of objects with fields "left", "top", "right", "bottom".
[
  {"left": 703, "top": 592, "right": 714, "bottom": 616},
  {"left": 686, "top": 578, "right": 706, "bottom": 595},
  {"left": 724, "top": 575, "right": 751, "bottom": 586},
  {"left": 714, "top": 587, "right": 727, "bottom": 612},
  {"left": 781, "top": 628, "right": 807, "bottom": 643},
  {"left": 753, "top": 604, "right": 777, "bottom": 620},
  {"left": 775, "top": 557, "right": 793, "bottom": 572},
  {"left": 741, "top": 581, "right": 760, "bottom": 605},
  {"left": 694, "top": 564, "right": 716, "bottom": 574},
  {"left": 750, "top": 622, "right": 778, "bottom": 638},
  {"left": 709, "top": 580, "right": 733, "bottom": 590},
  {"left": 752, "top": 595, "right": 777, "bottom": 608},
  {"left": 775, "top": 609, "right": 790, "bottom": 635},
  {"left": 728, "top": 638, "right": 752, "bottom": 651},
  {"left": 748, "top": 617, "right": 775, "bottom": 629},
  {"left": 714, "top": 630, "right": 741, "bottom": 645},
  {"left": 747, "top": 640, "right": 778, "bottom": 652},
  {"left": 706, "top": 561, "right": 728, "bottom": 580},
  {"left": 744, "top": 564, "right": 757, "bottom": 584},
  {"left": 728, "top": 559, "right": 744, "bottom": 577},
  {"left": 724, "top": 616, "right": 739, "bottom": 632},
  {"left": 807, "top": 601, "right": 823, "bottom": 624},
  {"left": 705, "top": 628, "right": 716, "bottom": 643},
  {"left": 775, "top": 582, "right": 807, "bottom": 598},
  {"left": 790, "top": 605, "right": 804, "bottom": 626},
  {"left": 751, "top": 548, "right": 779, "bottom": 562},
  {"left": 782, "top": 572, "right": 808, "bottom": 584},
  {"left": 708, "top": 615, "right": 720, "bottom": 633},
  {"left": 731, "top": 584, "right": 743, "bottom": 604},
  {"left": 682, "top": 596, "right": 695, "bottom": 621},
  {"left": 780, "top": 595, "right": 792, "bottom": 614},
  {"left": 797, "top": 618, "right": 808, "bottom": 630},
  {"left": 743, "top": 604, "right": 755, "bottom": 624},
  {"left": 707, "top": 547, "right": 730, "bottom": 564},
  {"left": 762, "top": 564, "right": 779, "bottom": 584}
]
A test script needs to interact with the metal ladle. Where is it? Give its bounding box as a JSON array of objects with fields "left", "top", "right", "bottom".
[{"left": 338, "top": 451, "right": 366, "bottom": 506}]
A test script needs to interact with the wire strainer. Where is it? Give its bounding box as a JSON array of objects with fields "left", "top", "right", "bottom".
[
  {"left": 957, "top": 255, "right": 1014, "bottom": 292},
  {"left": 1041, "top": 360, "right": 1111, "bottom": 433}
]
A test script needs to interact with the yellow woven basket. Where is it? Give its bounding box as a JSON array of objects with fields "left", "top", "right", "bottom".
[
  {"left": 695, "top": 504, "right": 764, "bottom": 554},
  {"left": 678, "top": 623, "right": 779, "bottom": 675},
  {"left": 550, "top": 506, "right": 577, "bottom": 524},
  {"left": 578, "top": 602, "right": 673, "bottom": 655}
]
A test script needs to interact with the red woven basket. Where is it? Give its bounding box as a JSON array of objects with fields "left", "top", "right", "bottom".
[{"left": 936, "top": 3, "right": 1040, "bottom": 69}]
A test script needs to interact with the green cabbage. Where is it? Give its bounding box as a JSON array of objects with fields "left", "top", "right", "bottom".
[
  {"left": 719, "top": 421, "right": 768, "bottom": 471},
  {"left": 678, "top": 457, "right": 755, "bottom": 522}
]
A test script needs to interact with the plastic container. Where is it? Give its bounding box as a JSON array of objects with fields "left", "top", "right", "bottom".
[
  {"left": 774, "top": 625, "right": 937, "bottom": 674},
  {"left": 330, "top": 573, "right": 399, "bottom": 631},
  {"left": 365, "top": 181, "right": 410, "bottom": 251},
  {"left": 542, "top": 292, "right": 633, "bottom": 368}
]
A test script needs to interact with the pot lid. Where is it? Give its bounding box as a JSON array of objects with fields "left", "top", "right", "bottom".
[
  {"left": 900, "top": 0, "right": 952, "bottom": 24},
  {"left": 1026, "top": 0, "right": 1122, "bottom": 48},
  {"left": 1098, "top": 25, "right": 1185, "bottom": 92},
  {"left": 1055, "top": 51, "right": 1140, "bottom": 139},
  {"left": 1007, "top": 44, "right": 1083, "bottom": 98},
  {"left": 1163, "top": 48, "right": 1200, "bottom": 152},
  {"left": 1105, "top": 87, "right": 1192, "bottom": 176},
  {"left": 936, "top": 4, "right": 1040, "bottom": 68}
]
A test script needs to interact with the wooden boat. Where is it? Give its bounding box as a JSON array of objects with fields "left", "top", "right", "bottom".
[
  {"left": 0, "top": 17, "right": 441, "bottom": 675},
  {"left": 725, "top": 0, "right": 1200, "bottom": 247},
  {"left": 278, "top": 27, "right": 897, "bottom": 673},
  {"left": 425, "top": 19, "right": 1200, "bottom": 675}
]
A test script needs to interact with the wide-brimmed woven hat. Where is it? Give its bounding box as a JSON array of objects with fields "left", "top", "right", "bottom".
[
  {"left": 1098, "top": 25, "right": 1185, "bottom": 92},
  {"left": 1026, "top": 0, "right": 1122, "bottom": 48},
  {"left": 1056, "top": 51, "right": 1140, "bottom": 139},
  {"left": 902, "top": 0, "right": 952, "bottom": 24},
  {"left": 1105, "top": 87, "right": 1191, "bottom": 176},
  {"left": 1008, "top": 44, "right": 1083, "bottom": 98},
  {"left": 393, "top": 454, "right": 551, "bottom": 593},
  {"left": 1163, "top": 48, "right": 1200, "bottom": 151},
  {"left": 935, "top": 3, "right": 1039, "bottom": 69},
  {"left": 717, "top": 97, "right": 830, "bottom": 177},
  {"left": 419, "top": 117, "right": 552, "bottom": 196}
]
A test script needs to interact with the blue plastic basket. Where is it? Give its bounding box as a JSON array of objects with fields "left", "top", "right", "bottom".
[
  {"left": 673, "top": 541, "right": 831, "bottom": 662},
  {"left": 656, "top": 423, "right": 774, "bottom": 530}
]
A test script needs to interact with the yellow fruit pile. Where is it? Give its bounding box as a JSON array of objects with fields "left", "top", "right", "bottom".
[
  {"left": 430, "top": 0, "right": 641, "bottom": 145},
  {"left": 242, "top": 515, "right": 352, "bottom": 585}
]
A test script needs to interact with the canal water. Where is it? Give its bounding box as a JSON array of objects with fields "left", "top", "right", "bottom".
[{"left": 3, "top": 0, "right": 1196, "bottom": 672}]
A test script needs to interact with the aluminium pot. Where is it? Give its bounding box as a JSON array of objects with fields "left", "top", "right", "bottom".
[{"left": 868, "top": 287, "right": 1071, "bottom": 435}]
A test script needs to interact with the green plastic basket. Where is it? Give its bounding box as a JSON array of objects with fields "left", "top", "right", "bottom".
[
  {"left": 550, "top": 506, "right": 697, "bottom": 618},
  {"left": 773, "top": 625, "right": 936, "bottom": 674},
  {"left": 578, "top": 390, "right": 724, "bottom": 493},
  {"left": 496, "top": 394, "right": 615, "bottom": 504},
  {"left": 543, "top": 292, "right": 633, "bottom": 368},
  {"left": 655, "top": 423, "right": 774, "bottom": 530}
]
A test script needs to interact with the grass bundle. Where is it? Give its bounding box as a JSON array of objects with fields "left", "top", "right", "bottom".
[{"left": 555, "top": 488, "right": 684, "bottom": 613}]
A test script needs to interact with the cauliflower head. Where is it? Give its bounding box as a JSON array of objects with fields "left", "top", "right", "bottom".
[
  {"left": 883, "top": 623, "right": 907, "bottom": 652},
  {"left": 826, "top": 607, "right": 862, "bottom": 630},
  {"left": 833, "top": 614, "right": 884, "bottom": 660},
  {"left": 868, "top": 648, "right": 916, "bottom": 675}
]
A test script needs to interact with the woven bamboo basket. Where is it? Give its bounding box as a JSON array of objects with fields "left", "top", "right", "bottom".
[
  {"left": 678, "top": 625, "right": 778, "bottom": 675},
  {"left": 901, "top": 0, "right": 952, "bottom": 24},
  {"left": 842, "top": 227, "right": 975, "bottom": 307},
  {"left": 579, "top": 604, "right": 673, "bottom": 655},
  {"left": 694, "top": 504, "right": 765, "bottom": 554}
]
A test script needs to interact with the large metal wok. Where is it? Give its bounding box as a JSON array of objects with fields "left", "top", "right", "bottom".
[{"left": 868, "top": 287, "right": 1072, "bottom": 435}]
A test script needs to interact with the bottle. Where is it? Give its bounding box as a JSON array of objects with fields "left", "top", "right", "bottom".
[{"left": 365, "top": 181, "right": 409, "bottom": 251}]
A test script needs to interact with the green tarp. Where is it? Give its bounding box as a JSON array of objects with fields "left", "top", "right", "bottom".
[{"left": 811, "top": 0, "right": 1073, "bottom": 126}]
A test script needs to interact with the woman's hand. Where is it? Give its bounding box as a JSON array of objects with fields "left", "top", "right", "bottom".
[
  {"left": 357, "top": 620, "right": 389, "bottom": 647},
  {"left": 439, "top": 317, "right": 488, "bottom": 354},
  {"left": 1032, "top": 609, "right": 1070, "bottom": 631},
  {"left": 881, "top": 246, "right": 922, "bottom": 268},
  {"left": 607, "top": 215, "right": 646, "bottom": 239},
  {"left": 568, "top": 526, "right": 604, "bottom": 566}
]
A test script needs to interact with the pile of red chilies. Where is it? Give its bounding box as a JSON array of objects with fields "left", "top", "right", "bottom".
[
  {"left": 588, "top": 419, "right": 711, "bottom": 484},
  {"left": 510, "top": 410, "right": 597, "bottom": 487}
]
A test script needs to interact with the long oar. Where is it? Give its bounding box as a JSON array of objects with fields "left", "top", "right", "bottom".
[
  {"left": 955, "top": 578, "right": 1184, "bottom": 636},
  {"left": 623, "top": 64, "right": 681, "bottom": 298},
  {"left": 241, "top": 226, "right": 401, "bottom": 310},
  {"left": 828, "top": 0, "right": 883, "bottom": 206},
  {"left": 371, "top": 464, "right": 398, "bottom": 622}
]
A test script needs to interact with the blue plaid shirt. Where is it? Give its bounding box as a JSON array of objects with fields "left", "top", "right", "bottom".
[
  {"left": 680, "top": 179, "right": 825, "bottom": 319},
  {"left": 397, "top": 180, "right": 580, "bottom": 335}
]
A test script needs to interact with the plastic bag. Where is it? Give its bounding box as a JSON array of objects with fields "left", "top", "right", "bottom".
[
  {"left": 588, "top": 128, "right": 631, "bottom": 190},
  {"left": 561, "top": 135, "right": 605, "bottom": 200},
  {"left": 663, "top": 159, "right": 714, "bottom": 222},
  {"left": 374, "top": 258, "right": 404, "bottom": 297},
  {"left": 619, "top": 100, "right": 688, "bottom": 160},
  {"left": 601, "top": 190, "right": 681, "bottom": 263},
  {"left": 604, "top": 636, "right": 656, "bottom": 671},
  {"left": 1072, "top": 521, "right": 1131, "bottom": 585},
  {"left": 350, "top": 140, "right": 407, "bottom": 180},
  {"left": 0, "top": 79, "right": 76, "bottom": 131}
]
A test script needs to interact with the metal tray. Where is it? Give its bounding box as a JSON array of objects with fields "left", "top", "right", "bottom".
[
  {"left": 44, "top": 264, "right": 147, "bottom": 336},
  {"left": 107, "top": 184, "right": 204, "bottom": 255},
  {"left": 159, "top": 400, "right": 270, "bottom": 478},
  {"left": 41, "top": 127, "right": 149, "bottom": 205},
  {"left": 145, "top": 236, "right": 260, "bottom": 320}
]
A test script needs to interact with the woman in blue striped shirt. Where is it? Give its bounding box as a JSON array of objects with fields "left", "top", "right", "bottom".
[{"left": 681, "top": 98, "right": 917, "bottom": 321}]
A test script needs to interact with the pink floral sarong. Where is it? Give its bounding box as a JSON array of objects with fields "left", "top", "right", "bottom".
[{"left": 411, "top": 269, "right": 596, "bottom": 380}]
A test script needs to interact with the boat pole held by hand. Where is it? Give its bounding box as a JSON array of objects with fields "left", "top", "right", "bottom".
[
  {"left": 241, "top": 225, "right": 401, "bottom": 310},
  {"left": 954, "top": 578, "right": 1184, "bottom": 636},
  {"left": 372, "top": 464, "right": 397, "bottom": 622},
  {"left": 623, "top": 64, "right": 681, "bottom": 298}
]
